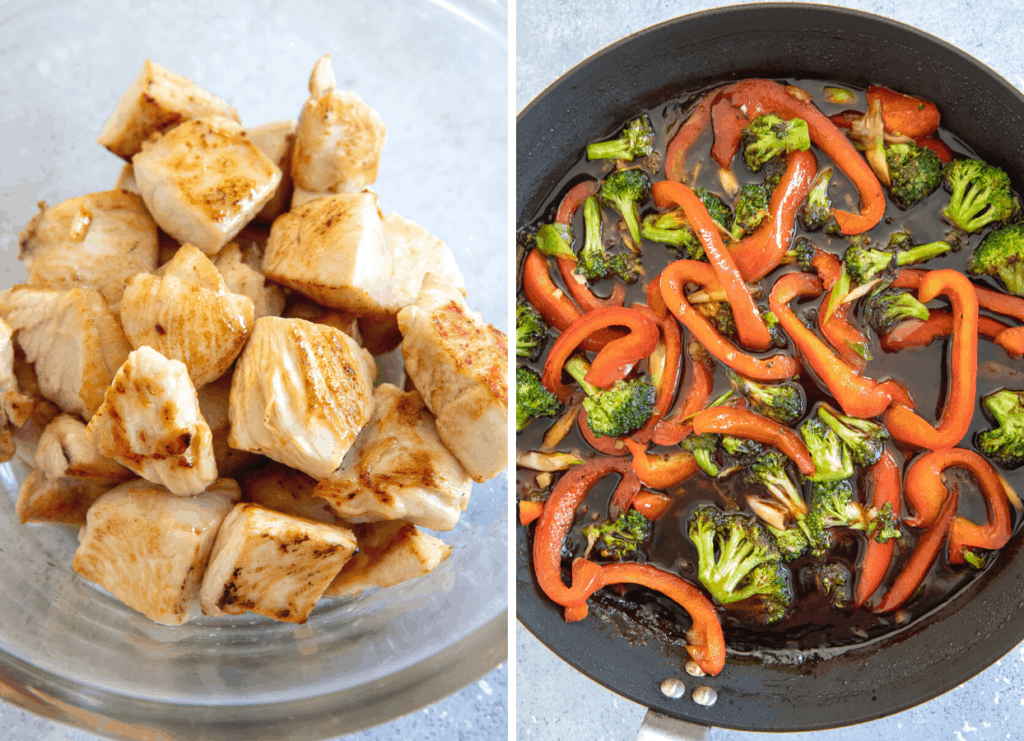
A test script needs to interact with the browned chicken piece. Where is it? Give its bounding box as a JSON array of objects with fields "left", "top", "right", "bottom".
[
  {"left": 195, "top": 371, "right": 260, "bottom": 477},
  {"left": 282, "top": 299, "right": 360, "bottom": 342},
  {"left": 228, "top": 317, "right": 376, "bottom": 479},
  {"left": 72, "top": 479, "right": 240, "bottom": 625},
  {"left": 132, "top": 117, "right": 282, "bottom": 255},
  {"left": 120, "top": 244, "right": 255, "bottom": 388},
  {"left": 398, "top": 274, "right": 508, "bottom": 483},
  {"left": 86, "top": 346, "right": 217, "bottom": 496},
  {"left": 9, "top": 347, "right": 61, "bottom": 467},
  {"left": 385, "top": 212, "right": 466, "bottom": 303},
  {"left": 240, "top": 461, "right": 338, "bottom": 523},
  {"left": 0, "top": 318, "right": 34, "bottom": 463},
  {"left": 292, "top": 54, "right": 386, "bottom": 194},
  {"left": 213, "top": 243, "right": 286, "bottom": 320},
  {"left": 247, "top": 119, "right": 296, "bottom": 223},
  {"left": 18, "top": 190, "right": 159, "bottom": 313},
  {"left": 290, "top": 187, "right": 330, "bottom": 209},
  {"left": 315, "top": 384, "right": 472, "bottom": 531},
  {"left": 323, "top": 521, "right": 451, "bottom": 599},
  {"left": 114, "top": 164, "right": 140, "bottom": 195},
  {"left": 97, "top": 59, "right": 241, "bottom": 161},
  {"left": 199, "top": 502, "right": 356, "bottom": 623},
  {"left": 16, "top": 413, "right": 134, "bottom": 525},
  {"left": 0, "top": 286, "right": 132, "bottom": 420},
  {"left": 262, "top": 192, "right": 398, "bottom": 317}
]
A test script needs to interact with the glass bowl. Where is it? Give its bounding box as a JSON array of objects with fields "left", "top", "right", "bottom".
[{"left": 0, "top": 0, "right": 508, "bottom": 738}]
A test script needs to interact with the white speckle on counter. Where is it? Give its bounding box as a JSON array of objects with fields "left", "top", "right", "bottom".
[
  {"left": 994, "top": 692, "right": 1001, "bottom": 704},
  {"left": 963, "top": 721, "right": 976, "bottom": 732},
  {"left": 478, "top": 679, "right": 493, "bottom": 695}
]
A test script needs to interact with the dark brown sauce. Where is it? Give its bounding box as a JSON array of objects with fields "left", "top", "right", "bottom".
[{"left": 517, "top": 77, "right": 1024, "bottom": 662}]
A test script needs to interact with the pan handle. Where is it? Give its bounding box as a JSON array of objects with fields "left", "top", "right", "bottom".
[{"left": 636, "top": 709, "right": 710, "bottom": 740}]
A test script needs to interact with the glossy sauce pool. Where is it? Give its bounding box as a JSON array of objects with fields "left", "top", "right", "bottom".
[{"left": 516, "top": 77, "right": 1024, "bottom": 660}]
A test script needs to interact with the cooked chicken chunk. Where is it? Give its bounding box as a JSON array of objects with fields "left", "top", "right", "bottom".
[
  {"left": 97, "top": 59, "right": 241, "bottom": 161},
  {"left": 398, "top": 275, "right": 508, "bottom": 482},
  {"left": 292, "top": 55, "right": 386, "bottom": 194},
  {"left": 16, "top": 470, "right": 113, "bottom": 526},
  {"left": 9, "top": 347, "right": 61, "bottom": 467},
  {"left": 199, "top": 503, "right": 356, "bottom": 623},
  {"left": 195, "top": 371, "right": 259, "bottom": 477},
  {"left": 114, "top": 164, "right": 140, "bottom": 195},
  {"left": 0, "top": 286, "right": 132, "bottom": 419},
  {"left": 290, "top": 187, "right": 329, "bottom": 209},
  {"left": 315, "top": 384, "right": 472, "bottom": 531},
  {"left": 262, "top": 192, "right": 398, "bottom": 317},
  {"left": 72, "top": 479, "right": 240, "bottom": 625},
  {"left": 86, "top": 346, "right": 217, "bottom": 496},
  {"left": 228, "top": 317, "right": 376, "bottom": 479},
  {"left": 133, "top": 117, "right": 282, "bottom": 255},
  {"left": 324, "top": 522, "right": 451, "bottom": 599},
  {"left": 0, "top": 318, "right": 33, "bottom": 462},
  {"left": 282, "top": 300, "right": 360, "bottom": 341},
  {"left": 247, "top": 119, "right": 296, "bottom": 223},
  {"left": 213, "top": 243, "right": 285, "bottom": 320},
  {"left": 240, "top": 462, "right": 338, "bottom": 523},
  {"left": 17, "top": 191, "right": 159, "bottom": 313},
  {"left": 385, "top": 213, "right": 466, "bottom": 303},
  {"left": 120, "top": 244, "right": 255, "bottom": 388}
]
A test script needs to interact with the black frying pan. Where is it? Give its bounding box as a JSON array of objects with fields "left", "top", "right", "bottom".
[{"left": 516, "top": 3, "right": 1024, "bottom": 732}]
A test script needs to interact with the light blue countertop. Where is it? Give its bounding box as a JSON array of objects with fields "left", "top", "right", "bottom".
[{"left": 516, "top": 1, "right": 1024, "bottom": 739}]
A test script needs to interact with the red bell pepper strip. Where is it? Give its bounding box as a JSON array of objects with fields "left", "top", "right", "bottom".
[
  {"left": 651, "top": 336, "right": 717, "bottom": 446},
  {"left": 555, "top": 180, "right": 627, "bottom": 311},
  {"left": 623, "top": 439, "right": 700, "bottom": 489},
  {"left": 533, "top": 457, "right": 638, "bottom": 608},
  {"left": 902, "top": 448, "right": 1012, "bottom": 564},
  {"left": 664, "top": 86, "right": 724, "bottom": 182},
  {"left": 630, "top": 300, "right": 682, "bottom": 444},
  {"left": 811, "top": 249, "right": 843, "bottom": 289},
  {"left": 577, "top": 410, "right": 628, "bottom": 457},
  {"left": 729, "top": 149, "right": 818, "bottom": 282},
  {"left": 872, "top": 483, "right": 958, "bottom": 615},
  {"left": 852, "top": 449, "right": 901, "bottom": 609},
  {"left": 542, "top": 306, "right": 659, "bottom": 402},
  {"left": 914, "top": 136, "right": 953, "bottom": 163},
  {"left": 692, "top": 406, "right": 815, "bottom": 476},
  {"left": 633, "top": 490, "right": 673, "bottom": 520},
  {"left": 722, "top": 79, "right": 885, "bottom": 234},
  {"left": 653, "top": 181, "right": 772, "bottom": 351},
  {"left": 711, "top": 96, "right": 747, "bottom": 167},
  {"left": 866, "top": 86, "right": 940, "bottom": 138},
  {"left": 884, "top": 270, "right": 978, "bottom": 451},
  {"left": 524, "top": 249, "right": 615, "bottom": 353},
  {"left": 880, "top": 311, "right": 1009, "bottom": 352},
  {"left": 819, "top": 292, "right": 869, "bottom": 370},
  {"left": 519, "top": 500, "right": 544, "bottom": 526},
  {"left": 575, "top": 562, "right": 727, "bottom": 676},
  {"left": 660, "top": 260, "right": 800, "bottom": 381},
  {"left": 769, "top": 272, "right": 914, "bottom": 418}
]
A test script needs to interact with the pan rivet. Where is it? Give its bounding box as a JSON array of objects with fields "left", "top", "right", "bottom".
[
  {"left": 685, "top": 660, "right": 705, "bottom": 677},
  {"left": 659, "top": 677, "right": 686, "bottom": 699},
  {"left": 692, "top": 686, "right": 717, "bottom": 707}
]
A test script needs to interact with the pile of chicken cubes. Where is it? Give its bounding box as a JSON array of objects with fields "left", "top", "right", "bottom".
[{"left": 1, "top": 56, "right": 508, "bottom": 626}]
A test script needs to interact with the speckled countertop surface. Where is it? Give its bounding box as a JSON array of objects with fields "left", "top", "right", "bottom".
[{"left": 517, "top": 1, "right": 1024, "bottom": 739}]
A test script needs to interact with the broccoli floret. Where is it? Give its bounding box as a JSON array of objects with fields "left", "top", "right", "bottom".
[
  {"left": 688, "top": 505, "right": 791, "bottom": 623},
  {"left": 516, "top": 366, "right": 561, "bottom": 432},
  {"left": 968, "top": 224, "right": 1024, "bottom": 296},
  {"left": 942, "top": 158, "right": 1021, "bottom": 234},
  {"left": 681, "top": 433, "right": 722, "bottom": 477},
  {"left": 807, "top": 479, "right": 870, "bottom": 531},
  {"left": 607, "top": 253, "right": 643, "bottom": 284},
  {"left": 534, "top": 222, "right": 575, "bottom": 261},
  {"left": 870, "top": 502, "right": 903, "bottom": 544},
  {"left": 798, "top": 167, "right": 833, "bottom": 231},
  {"left": 575, "top": 196, "right": 641, "bottom": 284},
  {"left": 885, "top": 142, "right": 944, "bottom": 209},
  {"left": 741, "top": 114, "right": 811, "bottom": 172},
  {"left": 582, "top": 508, "right": 651, "bottom": 559},
  {"left": 763, "top": 310, "right": 787, "bottom": 349},
  {"left": 843, "top": 237, "right": 953, "bottom": 285},
  {"left": 564, "top": 356, "right": 655, "bottom": 438},
  {"left": 722, "top": 435, "right": 765, "bottom": 460},
  {"left": 600, "top": 168, "right": 651, "bottom": 245},
  {"left": 747, "top": 451, "right": 808, "bottom": 522},
  {"left": 587, "top": 114, "right": 655, "bottom": 162},
  {"left": 762, "top": 156, "right": 789, "bottom": 193},
  {"left": 694, "top": 301, "right": 736, "bottom": 339},
  {"left": 695, "top": 187, "right": 735, "bottom": 234},
  {"left": 732, "top": 183, "right": 771, "bottom": 239},
  {"left": 766, "top": 523, "right": 809, "bottom": 562},
  {"left": 799, "top": 416, "right": 854, "bottom": 483},
  {"left": 811, "top": 562, "right": 850, "bottom": 609},
  {"left": 516, "top": 303, "right": 548, "bottom": 361},
  {"left": 641, "top": 209, "right": 705, "bottom": 260},
  {"left": 817, "top": 407, "right": 889, "bottom": 467},
  {"left": 728, "top": 371, "right": 804, "bottom": 425},
  {"left": 977, "top": 389, "right": 1024, "bottom": 469},
  {"left": 786, "top": 236, "right": 819, "bottom": 270},
  {"left": 863, "top": 287, "right": 931, "bottom": 335}
]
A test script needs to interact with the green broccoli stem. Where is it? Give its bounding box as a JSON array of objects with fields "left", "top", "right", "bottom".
[
  {"left": 895, "top": 240, "right": 953, "bottom": 266},
  {"left": 587, "top": 139, "right": 632, "bottom": 161},
  {"left": 577, "top": 196, "right": 604, "bottom": 277},
  {"left": 714, "top": 529, "right": 762, "bottom": 593},
  {"left": 641, "top": 225, "right": 692, "bottom": 247},
  {"left": 564, "top": 356, "right": 600, "bottom": 397}
]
